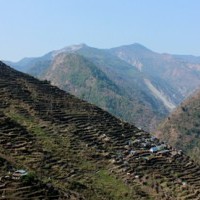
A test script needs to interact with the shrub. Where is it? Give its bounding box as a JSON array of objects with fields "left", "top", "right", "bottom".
[{"left": 21, "top": 172, "right": 36, "bottom": 184}]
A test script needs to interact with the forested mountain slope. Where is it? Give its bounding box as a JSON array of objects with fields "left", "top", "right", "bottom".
[{"left": 156, "top": 89, "right": 200, "bottom": 163}]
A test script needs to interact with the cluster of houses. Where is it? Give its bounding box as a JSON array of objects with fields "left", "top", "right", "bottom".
[
  {"left": 127, "top": 134, "right": 169, "bottom": 152},
  {"left": 110, "top": 131, "right": 184, "bottom": 166},
  {"left": 131, "top": 132, "right": 184, "bottom": 159}
]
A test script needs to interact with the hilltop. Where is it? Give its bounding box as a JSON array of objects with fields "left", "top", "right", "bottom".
[
  {"left": 156, "top": 89, "right": 200, "bottom": 163},
  {"left": 1, "top": 61, "right": 200, "bottom": 199}
]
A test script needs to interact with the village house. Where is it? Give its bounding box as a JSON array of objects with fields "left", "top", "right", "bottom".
[
  {"left": 149, "top": 144, "right": 167, "bottom": 153},
  {"left": 12, "top": 170, "right": 28, "bottom": 180}
]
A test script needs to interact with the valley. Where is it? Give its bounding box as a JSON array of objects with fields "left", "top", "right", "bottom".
[{"left": 6, "top": 43, "right": 200, "bottom": 132}]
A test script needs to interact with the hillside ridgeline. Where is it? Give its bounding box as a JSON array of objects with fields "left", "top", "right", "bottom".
[{"left": 1, "top": 61, "right": 200, "bottom": 199}]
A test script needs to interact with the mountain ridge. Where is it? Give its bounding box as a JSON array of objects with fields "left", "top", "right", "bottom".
[
  {"left": 5, "top": 43, "right": 200, "bottom": 131},
  {"left": 38, "top": 52, "right": 168, "bottom": 131}
]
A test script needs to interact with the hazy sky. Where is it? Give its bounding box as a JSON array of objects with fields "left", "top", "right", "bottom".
[{"left": 0, "top": 0, "right": 200, "bottom": 61}]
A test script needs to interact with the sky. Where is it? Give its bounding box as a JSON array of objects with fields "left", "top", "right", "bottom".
[{"left": 0, "top": 0, "right": 200, "bottom": 61}]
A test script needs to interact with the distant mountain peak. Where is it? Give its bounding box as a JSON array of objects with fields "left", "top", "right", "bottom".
[
  {"left": 110, "top": 43, "right": 154, "bottom": 55},
  {"left": 124, "top": 43, "right": 153, "bottom": 51},
  {"left": 52, "top": 43, "right": 87, "bottom": 58},
  {"left": 131, "top": 42, "right": 147, "bottom": 48},
  {"left": 62, "top": 43, "right": 87, "bottom": 51},
  {"left": 60, "top": 43, "right": 87, "bottom": 52}
]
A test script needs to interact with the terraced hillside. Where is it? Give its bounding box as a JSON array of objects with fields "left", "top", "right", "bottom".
[
  {"left": 0, "top": 153, "right": 66, "bottom": 199},
  {"left": 1, "top": 61, "right": 200, "bottom": 199}
]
